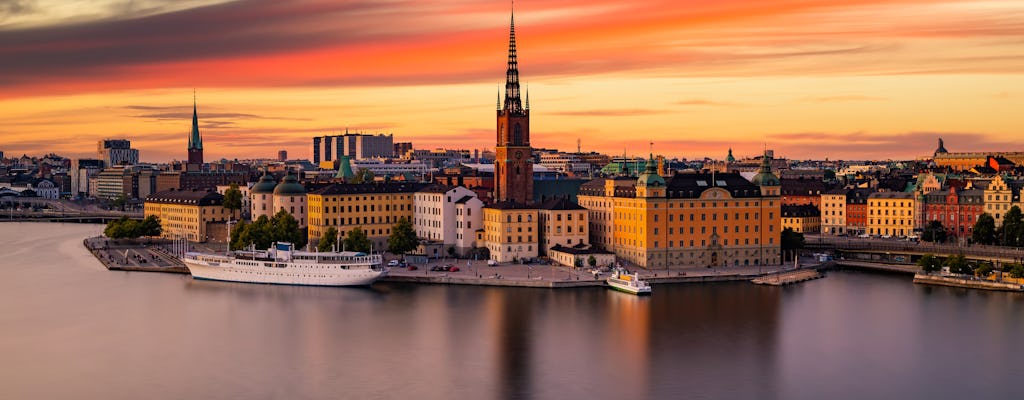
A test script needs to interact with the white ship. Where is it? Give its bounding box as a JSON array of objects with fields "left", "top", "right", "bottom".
[
  {"left": 606, "top": 268, "right": 652, "bottom": 295},
  {"left": 182, "top": 242, "right": 387, "bottom": 287}
]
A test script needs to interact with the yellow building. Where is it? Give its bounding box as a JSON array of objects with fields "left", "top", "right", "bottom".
[
  {"left": 307, "top": 182, "right": 426, "bottom": 249},
  {"left": 578, "top": 156, "right": 782, "bottom": 269},
  {"left": 144, "top": 189, "right": 238, "bottom": 242},
  {"left": 984, "top": 175, "right": 1014, "bottom": 227},
  {"left": 781, "top": 205, "right": 820, "bottom": 233},
  {"left": 820, "top": 190, "right": 847, "bottom": 235},
  {"left": 482, "top": 202, "right": 539, "bottom": 263},
  {"left": 867, "top": 191, "right": 915, "bottom": 237},
  {"left": 538, "top": 197, "right": 589, "bottom": 255}
]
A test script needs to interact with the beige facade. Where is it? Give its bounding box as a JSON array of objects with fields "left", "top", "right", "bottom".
[
  {"left": 867, "top": 192, "right": 915, "bottom": 237},
  {"left": 307, "top": 183, "right": 424, "bottom": 250},
  {"left": 821, "top": 192, "right": 847, "bottom": 235},
  {"left": 482, "top": 204, "right": 539, "bottom": 263},
  {"left": 144, "top": 190, "right": 238, "bottom": 242},
  {"left": 538, "top": 198, "right": 589, "bottom": 255},
  {"left": 984, "top": 175, "right": 1013, "bottom": 227}
]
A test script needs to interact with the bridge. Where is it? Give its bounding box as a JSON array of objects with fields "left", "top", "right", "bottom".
[
  {"left": 1, "top": 210, "right": 142, "bottom": 224},
  {"left": 806, "top": 235, "right": 1024, "bottom": 266}
]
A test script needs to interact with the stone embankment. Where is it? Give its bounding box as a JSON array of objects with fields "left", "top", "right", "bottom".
[{"left": 913, "top": 274, "right": 1024, "bottom": 292}]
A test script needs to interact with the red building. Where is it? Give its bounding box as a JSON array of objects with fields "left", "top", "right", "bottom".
[
  {"left": 923, "top": 187, "right": 985, "bottom": 241},
  {"left": 780, "top": 178, "right": 829, "bottom": 207},
  {"left": 493, "top": 13, "right": 533, "bottom": 205},
  {"left": 846, "top": 189, "right": 870, "bottom": 234}
]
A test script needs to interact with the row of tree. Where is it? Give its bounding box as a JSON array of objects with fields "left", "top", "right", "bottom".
[
  {"left": 104, "top": 215, "right": 162, "bottom": 239},
  {"left": 230, "top": 210, "right": 306, "bottom": 250},
  {"left": 315, "top": 217, "right": 419, "bottom": 254},
  {"left": 971, "top": 206, "right": 1024, "bottom": 247},
  {"left": 918, "top": 253, "right": 1024, "bottom": 278},
  {"left": 921, "top": 206, "right": 1024, "bottom": 247}
]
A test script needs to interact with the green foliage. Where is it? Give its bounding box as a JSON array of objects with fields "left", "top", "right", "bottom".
[
  {"left": 230, "top": 211, "right": 307, "bottom": 250},
  {"left": 943, "top": 254, "right": 971, "bottom": 275},
  {"left": 1000, "top": 206, "right": 1024, "bottom": 247},
  {"left": 352, "top": 168, "right": 375, "bottom": 184},
  {"left": 972, "top": 213, "right": 996, "bottom": 245},
  {"left": 922, "top": 220, "right": 947, "bottom": 243},
  {"left": 111, "top": 194, "right": 128, "bottom": 211},
  {"left": 588, "top": 255, "right": 597, "bottom": 267},
  {"left": 104, "top": 216, "right": 160, "bottom": 239},
  {"left": 139, "top": 215, "right": 162, "bottom": 237},
  {"left": 917, "top": 254, "right": 941, "bottom": 273},
  {"left": 1008, "top": 263, "right": 1024, "bottom": 279},
  {"left": 974, "top": 262, "right": 994, "bottom": 278},
  {"left": 223, "top": 183, "right": 243, "bottom": 211},
  {"left": 318, "top": 227, "right": 338, "bottom": 252},
  {"left": 387, "top": 217, "right": 418, "bottom": 255},
  {"left": 344, "top": 227, "right": 372, "bottom": 253}
]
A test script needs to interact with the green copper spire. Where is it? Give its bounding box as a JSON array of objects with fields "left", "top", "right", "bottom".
[{"left": 189, "top": 95, "right": 203, "bottom": 150}]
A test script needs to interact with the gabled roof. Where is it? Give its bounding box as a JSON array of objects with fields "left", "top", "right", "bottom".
[
  {"left": 539, "top": 197, "right": 585, "bottom": 211},
  {"left": 310, "top": 182, "right": 428, "bottom": 196},
  {"left": 146, "top": 189, "right": 224, "bottom": 206}
]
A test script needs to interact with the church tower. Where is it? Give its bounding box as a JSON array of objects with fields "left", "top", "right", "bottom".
[
  {"left": 494, "top": 7, "right": 533, "bottom": 204},
  {"left": 187, "top": 95, "right": 204, "bottom": 170}
]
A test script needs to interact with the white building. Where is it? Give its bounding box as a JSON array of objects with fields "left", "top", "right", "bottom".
[
  {"left": 538, "top": 152, "right": 590, "bottom": 175},
  {"left": 32, "top": 179, "right": 60, "bottom": 200},
  {"left": 413, "top": 185, "right": 484, "bottom": 256},
  {"left": 351, "top": 159, "right": 431, "bottom": 177}
]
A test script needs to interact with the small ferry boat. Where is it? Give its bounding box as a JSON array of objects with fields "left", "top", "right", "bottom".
[
  {"left": 182, "top": 242, "right": 387, "bottom": 287},
  {"left": 606, "top": 268, "right": 652, "bottom": 295}
]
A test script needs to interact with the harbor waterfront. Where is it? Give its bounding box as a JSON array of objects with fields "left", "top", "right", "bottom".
[{"left": 3, "top": 222, "right": 1024, "bottom": 399}]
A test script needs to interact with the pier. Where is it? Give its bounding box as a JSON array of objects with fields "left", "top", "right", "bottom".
[
  {"left": 83, "top": 237, "right": 189, "bottom": 274},
  {"left": 913, "top": 273, "right": 1024, "bottom": 292},
  {"left": 751, "top": 269, "right": 823, "bottom": 286}
]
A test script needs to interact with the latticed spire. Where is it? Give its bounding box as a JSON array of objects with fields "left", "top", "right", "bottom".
[{"left": 503, "top": 7, "right": 523, "bottom": 114}]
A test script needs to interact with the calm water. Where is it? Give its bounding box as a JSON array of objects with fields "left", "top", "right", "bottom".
[{"left": 2, "top": 222, "right": 1023, "bottom": 400}]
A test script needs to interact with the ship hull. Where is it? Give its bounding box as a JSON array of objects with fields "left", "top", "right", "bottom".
[{"left": 184, "top": 261, "right": 386, "bottom": 287}]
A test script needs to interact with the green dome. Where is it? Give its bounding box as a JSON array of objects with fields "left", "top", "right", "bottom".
[
  {"left": 250, "top": 171, "right": 278, "bottom": 194},
  {"left": 751, "top": 172, "right": 780, "bottom": 187},
  {"left": 273, "top": 173, "right": 306, "bottom": 195},
  {"left": 637, "top": 154, "right": 665, "bottom": 187}
]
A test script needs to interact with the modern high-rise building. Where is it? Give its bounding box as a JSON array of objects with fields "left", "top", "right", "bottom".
[
  {"left": 278, "top": 150, "right": 288, "bottom": 161},
  {"left": 311, "top": 133, "right": 395, "bottom": 162},
  {"left": 312, "top": 137, "right": 322, "bottom": 164},
  {"left": 187, "top": 98, "right": 204, "bottom": 169},
  {"left": 97, "top": 139, "right": 139, "bottom": 166},
  {"left": 494, "top": 11, "right": 533, "bottom": 205}
]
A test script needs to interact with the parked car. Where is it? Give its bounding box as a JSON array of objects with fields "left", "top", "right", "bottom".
[
  {"left": 387, "top": 260, "right": 400, "bottom": 267},
  {"left": 449, "top": 266, "right": 460, "bottom": 272},
  {"left": 487, "top": 260, "right": 498, "bottom": 266},
  {"left": 430, "top": 266, "right": 444, "bottom": 272},
  {"left": 406, "top": 265, "right": 418, "bottom": 271}
]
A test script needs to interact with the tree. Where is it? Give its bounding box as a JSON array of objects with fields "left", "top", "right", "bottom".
[
  {"left": 270, "top": 210, "right": 306, "bottom": 249},
  {"left": 944, "top": 254, "right": 971, "bottom": 275},
  {"left": 111, "top": 193, "right": 128, "bottom": 211},
  {"left": 139, "top": 215, "right": 162, "bottom": 237},
  {"left": 1001, "top": 206, "right": 1024, "bottom": 247},
  {"left": 922, "top": 220, "right": 947, "bottom": 243},
  {"left": 223, "top": 183, "right": 243, "bottom": 214},
  {"left": 1008, "top": 263, "right": 1024, "bottom": 279},
  {"left": 918, "top": 254, "right": 941, "bottom": 274},
  {"left": 974, "top": 262, "right": 994, "bottom": 278},
  {"left": 344, "top": 227, "right": 372, "bottom": 253},
  {"left": 780, "top": 228, "right": 805, "bottom": 261},
  {"left": 387, "top": 217, "right": 418, "bottom": 255},
  {"left": 352, "top": 168, "right": 375, "bottom": 184},
  {"left": 318, "top": 227, "right": 339, "bottom": 252},
  {"left": 588, "top": 255, "right": 597, "bottom": 268},
  {"left": 104, "top": 216, "right": 136, "bottom": 239},
  {"left": 972, "top": 213, "right": 996, "bottom": 245}
]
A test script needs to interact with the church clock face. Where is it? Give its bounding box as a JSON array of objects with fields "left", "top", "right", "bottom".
[{"left": 515, "top": 150, "right": 523, "bottom": 159}]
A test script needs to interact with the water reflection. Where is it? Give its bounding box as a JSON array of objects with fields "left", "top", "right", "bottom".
[{"left": 3, "top": 223, "right": 1024, "bottom": 400}]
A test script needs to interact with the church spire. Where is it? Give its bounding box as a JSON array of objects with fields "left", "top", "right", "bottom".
[
  {"left": 503, "top": 2, "right": 522, "bottom": 114},
  {"left": 189, "top": 92, "right": 202, "bottom": 150}
]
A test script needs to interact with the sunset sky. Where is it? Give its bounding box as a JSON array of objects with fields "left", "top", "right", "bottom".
[{"left": 1, "top": 0, "right": 1022, "bottom": 162}]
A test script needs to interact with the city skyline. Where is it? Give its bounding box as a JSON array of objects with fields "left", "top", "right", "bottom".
[{"left": 1, "top": 0, "right": 1022, "bottom": 161}]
